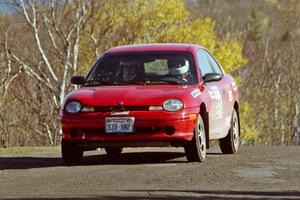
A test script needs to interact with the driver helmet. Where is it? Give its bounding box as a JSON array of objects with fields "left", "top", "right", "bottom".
[{"left": 168, "top": 58, "right": 189, "bottom": 76}]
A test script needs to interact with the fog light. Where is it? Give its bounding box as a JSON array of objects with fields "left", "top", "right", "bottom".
[
  {"left": 70, "top": 128, "right": 79, "bottom": 137},
  {"left": 165, "top": 126, "right": 175, "bottom": 135}
]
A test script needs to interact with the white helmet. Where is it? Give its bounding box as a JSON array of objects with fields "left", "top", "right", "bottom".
[{"left": 169, "top": 60, "right": 189, "bottom": 76}]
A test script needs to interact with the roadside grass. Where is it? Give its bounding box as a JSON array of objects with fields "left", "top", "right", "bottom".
[{"left": 0, "top": 146, "right": 60, "bottom": 155}]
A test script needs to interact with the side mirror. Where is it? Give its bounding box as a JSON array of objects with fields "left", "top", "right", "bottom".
[
  {"left": 203, "top": 73, "right": 222, "bottom": 83},
  {"left": 71, "top": 76, "right": 85, "bottom": 85}
]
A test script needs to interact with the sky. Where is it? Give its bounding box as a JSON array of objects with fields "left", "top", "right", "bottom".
[{"left": 0, "top": 1, "right": 14, "bottom": 13}]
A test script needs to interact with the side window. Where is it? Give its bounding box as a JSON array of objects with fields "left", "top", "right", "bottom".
[
  {"left": 197, "top": 50, "right": 214, "bottom": 77},
  {"left": 203, "top": 50, "right": 223, "bottom": 75}
]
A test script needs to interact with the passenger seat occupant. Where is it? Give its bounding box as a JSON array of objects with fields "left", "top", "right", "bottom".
[{"left": 168, "top": 58, "right": 194, "bottom": 83}]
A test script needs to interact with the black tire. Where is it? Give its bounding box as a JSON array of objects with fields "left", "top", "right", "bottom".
[
  {"left": 184, "top": 115, "right": 206, "bottom": 162},
  {"left": 61, "top": 140, "right": 83, "bottom": 164},
  {"left": 105, "top": 147, "right": 123, "bottom": 155},
  {"left": 219, "top": 109, "right": 240, "bottom": 154}
]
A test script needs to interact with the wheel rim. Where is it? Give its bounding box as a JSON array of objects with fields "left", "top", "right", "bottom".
[
  {"left": 197, "top": 118, "right": 206, "bottom": 158},
  {"left": 233, "top": 111, "right": 239, "bottom": 151}
]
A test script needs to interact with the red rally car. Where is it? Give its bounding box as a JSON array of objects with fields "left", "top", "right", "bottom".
[{"left": 61, "top": 44, "right": 240, "bottom": 164}]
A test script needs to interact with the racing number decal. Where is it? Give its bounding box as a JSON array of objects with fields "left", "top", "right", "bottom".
[
  {"left": 227, "top": 84, "right": 233, "bottom": 102},
  {"left": 232, "top": 81, "right": 238, "bottom": 91},
  {"left": 210, "top": 86, "right": 223, "bottom": 119}
]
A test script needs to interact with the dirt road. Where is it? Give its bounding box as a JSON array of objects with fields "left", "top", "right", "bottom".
[{"left": 0, "top": 146, "right": 299, "bottom": 199}]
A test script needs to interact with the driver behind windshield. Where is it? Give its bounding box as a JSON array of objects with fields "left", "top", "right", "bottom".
[{"left": 168, "top": 58, "right": 194, "bottom": 83}]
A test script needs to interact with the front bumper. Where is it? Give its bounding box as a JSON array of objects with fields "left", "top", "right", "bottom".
[{"left": 61, "top": 107, "right": 199, "bottom": 147}]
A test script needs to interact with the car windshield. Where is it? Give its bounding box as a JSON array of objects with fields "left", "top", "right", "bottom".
[{"left": 84, "top": 52, "right": 197, "bottom": 86}]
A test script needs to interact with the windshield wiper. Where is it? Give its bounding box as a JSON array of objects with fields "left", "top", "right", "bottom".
[
  {"left": 84, "top": 77, "right": 187, "bottom": 86},
  {"left": 113, "top": 80, "right": 146, "bottom": 85},
  {"left": 85, "top": 79, "right": 147, "bottom": 86},
  {"left": 153, "top": 76, "right": 187, "bottom": 84},
  {"left": 84, "top": 79, "right": 116, "bottom": 86},
  {"left": 126, "top": 76, "right": 186, "bottom": 85}
]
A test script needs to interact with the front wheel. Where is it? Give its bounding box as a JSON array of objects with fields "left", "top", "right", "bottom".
[
  {"left": 61, "top": 140, "right": 83, "bottom": 164},
  {"left": 184, "top": 115, "right": 206, "bottom": 162},
  {"left": 219, "top": 108, "right": 240, "bottom": 154}
]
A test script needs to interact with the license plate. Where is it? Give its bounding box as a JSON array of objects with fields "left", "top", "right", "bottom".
[{"left": 105, "top": 117, "right": 135, "bottom": 133}]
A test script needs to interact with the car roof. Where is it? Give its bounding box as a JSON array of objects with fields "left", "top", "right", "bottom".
[{"left": 105, "top": 43, "right": 203, "bottom": 54}]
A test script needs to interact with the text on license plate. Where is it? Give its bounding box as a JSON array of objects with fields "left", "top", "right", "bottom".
[{"left": 105, "top": 117, "right": 135, "bottom": 133}]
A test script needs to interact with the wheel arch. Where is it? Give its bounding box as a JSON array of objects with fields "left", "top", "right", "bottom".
[
  {"left": 200, "top": 103, "right": 209, "bottom": 148},
  {"left": 234, "top": 101, "right": 241, "bottom": 136},
  {"left": 234, "top": 101, "right": 239, "bottom": 112}
]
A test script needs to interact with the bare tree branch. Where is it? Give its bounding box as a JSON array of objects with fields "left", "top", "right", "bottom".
[
  {"left": 43, "top": 122, "right": 54, "bottom": 145},
  {"left": 50, "top": 0, "right": 66, "bottom": 42},
  {"left": 0, "top": 28, "right": 22, "bottom": 104},
  {"left": 41, "top": 11, "right": 64, "bottom": 59},
  {"left": 19, "top": 0, "right": 58, "bottom": 81},
  {"left": 11, "top": 51, "right": 57, "bottom": 93}
]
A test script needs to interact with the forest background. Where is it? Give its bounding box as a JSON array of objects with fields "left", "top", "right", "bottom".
[{"left": 0, "top": 0, "right": 299, "bottom": 147}]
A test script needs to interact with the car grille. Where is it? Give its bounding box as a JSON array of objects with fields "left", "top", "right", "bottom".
[{"left": 94, "top": 106, "right": 149, "bottom": 112}]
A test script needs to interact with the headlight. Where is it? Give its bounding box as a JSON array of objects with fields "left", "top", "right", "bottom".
[
  {"left": 163, "top": 99, "right": 183, "bottom": 112},
  {"left": 65, "top": 101, "right": 81, "bottom": 113}
]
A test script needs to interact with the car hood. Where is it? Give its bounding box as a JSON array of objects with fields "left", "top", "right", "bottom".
[{"left": 65, "top": 85, "right": 201, "bottom": 107}]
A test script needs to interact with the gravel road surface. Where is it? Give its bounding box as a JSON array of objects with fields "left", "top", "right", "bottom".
[{"left": 0, "top": 146, "right": 299, "bottom": 199}]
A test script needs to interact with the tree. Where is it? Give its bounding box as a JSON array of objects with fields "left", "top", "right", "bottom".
[
  {"left": 248, "top": 8, "right": 262, "bottom": 42},
  {"left": 4, "top": 0, "right": 90, "bottom": 146}
]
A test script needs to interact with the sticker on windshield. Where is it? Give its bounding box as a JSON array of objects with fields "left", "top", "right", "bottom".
[
  {"left": 191, "top": 89, "right": 201, "bottom": 98},
  {"left": 210, "top": 86, "right": 223, "bottom": 119}
]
